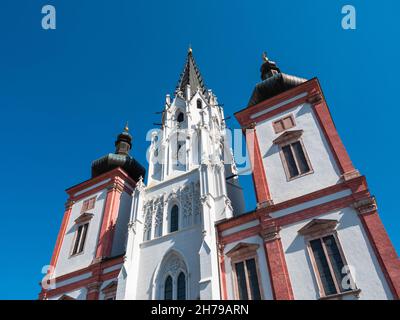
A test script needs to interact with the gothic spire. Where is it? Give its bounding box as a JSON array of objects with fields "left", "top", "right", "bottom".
[{"left": 175, "top": 47, "right": 207, "bottom": 99}]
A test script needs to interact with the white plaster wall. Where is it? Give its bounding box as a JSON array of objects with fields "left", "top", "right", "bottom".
[
  {"left": 135, "top": 170, "right": 202, "bottom": 299},
  {"left": 111, "top": 191, "right": 132, "bottom": 257},
  {"left": 221, "top": 220, "right": 259, "bottom": 237},
  {"left": 226, "top": 179, "right": 246, "bottom": 216},
  {"left": 255, "top": 103, "right": 341, "bottom": 204},
  {"left": 280, "top": 207, "right": 393, "bottom": 300},
  {"left": 223, "top": 235, "right": 273, "bottom": 300},
  {"left": 55, "top": 189, "right": 107, "bottom": 276},
  {"left": 135, "top": 225, "right": 203, "bottom": 299}
]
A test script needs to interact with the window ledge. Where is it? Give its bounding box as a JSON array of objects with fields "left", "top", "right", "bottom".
[{"left": 319, "top": 289, "right": 361, "bottom": 300}]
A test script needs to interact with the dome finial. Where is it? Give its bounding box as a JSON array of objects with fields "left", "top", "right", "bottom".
[
  {"left": 262, "top": 51, "right": 269, "bottom": 62},
  {"left": 124, "top": 121, "right": 129, "bottom": 132}
]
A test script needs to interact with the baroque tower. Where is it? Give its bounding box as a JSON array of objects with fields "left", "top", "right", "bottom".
[
  {"left": 40, "top": 126, "right": 145, "bottom": 300},
  {"left": 117, "top": 49, "right": 245, "bottom": 300}
]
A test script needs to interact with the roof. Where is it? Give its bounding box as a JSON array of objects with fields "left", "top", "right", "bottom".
[
  {"left": 247, "top": 73, "right": 307, "bottom": 107},
  {"left": 175, "top": 49, "right": 207, "bottom": 99},
  {"left": 91, "top": 153, "right": 145, "bottom": 182}
]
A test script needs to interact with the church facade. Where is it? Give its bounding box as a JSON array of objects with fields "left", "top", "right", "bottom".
[{"left": 39, "top": 49, "right": 400, "bottom": 300}]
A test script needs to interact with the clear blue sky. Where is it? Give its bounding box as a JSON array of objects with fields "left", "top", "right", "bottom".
[{"left": 0, "top": 0, "right": 398, "bottom": 299}]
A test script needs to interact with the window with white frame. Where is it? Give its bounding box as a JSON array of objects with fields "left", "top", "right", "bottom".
[
  {"left": 273, "top": 129, "right": 313, "bottom": 180},
  {"left": 298, "top": 219, "right": 358, "bottom": 298},
  {"left": 272, "top": 114, "right": 295, "bottom": 134},
  {"left": 81, "top": 196, "right": 96, "bottom": 212},
  {"left": 71, "top": 222, "right": 89, "bottom": 256},
  {"left": 226, "top": 243, "right": 263, "bottom": 300}
]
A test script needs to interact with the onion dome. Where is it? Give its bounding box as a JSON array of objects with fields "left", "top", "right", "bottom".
[
  {"left": 247, "top": 52, "right": 307, "bottom": 107},
  {"left": 91, "top": 123, "right": 146, "bottom": 181}
]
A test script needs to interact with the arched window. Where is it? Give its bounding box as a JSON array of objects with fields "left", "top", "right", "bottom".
[
  {"left": 170, "top": 205, "right": 179, "bottom": 232},
  {"left": 164, "top": 276, "right": 173, "bottom": 300},
  {"left": 157, "top": 251, "right": 189, "bottom": 300},
  {"left": 197, "top": 99, "right": 202, "bottom": 109},
  {"left": 177, "top": 272, "right": 186, "bottom": 300},
  {"left": 177, "top": 112, "right": 184, "bottom": 123}
]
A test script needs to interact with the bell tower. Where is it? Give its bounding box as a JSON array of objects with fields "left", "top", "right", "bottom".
[{"left": 118, "top": 48, "right": 245, "bottom": 300}]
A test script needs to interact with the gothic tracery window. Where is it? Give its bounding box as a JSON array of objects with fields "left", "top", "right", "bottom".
[
  {"left": 177, "top": 112, "right": 184, "bottom": 123},
  {"left": 164, "top": 276, "right": 173, "bottom": 300},
  {"left": 177, "top": 272, "right": 186, "bottom": 300},
  {"left": 143, "top": 204, "right": 153, "bottom": 241},
  {"left": 170, "top": 205, "right": 179, "bottom": 233},
  {"left": 158, "top": 252, "right": 188, "bottom": 300}
]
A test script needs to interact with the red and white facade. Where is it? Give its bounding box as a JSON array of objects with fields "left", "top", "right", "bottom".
[
  {"left": 217, "top": 76, "right": 400, "bottom": 300},
  {"left": 39, "top": 167, "right": 138, "bottom": 300},
  {"left": 40, "top": 51, "right": 400, "bottom": 300}
]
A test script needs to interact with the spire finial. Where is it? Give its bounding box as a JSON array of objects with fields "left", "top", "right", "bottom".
[
  {"left": 262, "top": 51, "right": 269, "bottom": 62},
  {"left": 188, "top": 44, "right": 192, "bottom": 54},
  {"left": 115, "top": 122, "right": 132, "bottom": 155}
]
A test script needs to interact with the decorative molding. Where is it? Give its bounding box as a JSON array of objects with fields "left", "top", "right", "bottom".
[
  {"left": 272, "top": 129, "right": 304, "bottom": 145},
  {"left": 74, "top": 212, "right": 94, "bottom": 224},
  {"left": 58, "top": 294, "right": 75, "bottom": 300},
  {"left": 298, "top": 219, "right": 338, "bottom": 237},
  {"left": 306, "top": 90, "right": 323, "bottom": 105},
  {"left": 135, "top": 176, "right": 146, "bottom": 192},
  {"left": 101, "top": 280, "right": 118, "bottom": 294},
  {"left": 127, "top": 221, "right": 136, "bottom": 234},
  {"left": 64, "top": 199, "right": 75, "bottom": 209},
  {"left": 225, "top": 242, "right": 260, "bottom": 259},
  {"left": 342, "top": 170, "right": 361, "bottom": 181},
  {"left": 86, "top": 282, "right": 101, "bottom": 293},
  {"left": 217, "top": 243, "right": 225, "bottom": 256},
  {"left": 256, "top": 200, "right": 274, "bottom": 209},
  {"left": 353, "top": 196, "right": 377, "bottom": 215},
  {"left": 259, "top": 224, "right": 281, "bottom": 242}
]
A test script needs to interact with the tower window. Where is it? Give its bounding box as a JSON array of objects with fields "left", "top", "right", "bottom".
[
  {"left": 81, "top": 196, "right": 96, "bottom": 213},
  {"left": 234, "top": 258, "right": 262, "bottom": 300},
  {"left": 226, "top": 243, "right": 263, "bottom": 300},
  {"left": 273, "top": 115, "right": 295, "bottom": 134},
  {"left": 177, "top": 112, "right": 184, "bottom": 123},
  {"left": 281, "top": 140, "right": 312, "bottom": 180},
  {"left": 71, "top": 223, "right": 89, "bottom": 256},
  {"left": 197, "top": 99, "right": 202, "bottom": 109},
  {"left": 164, "top": 276, "right": 173, "bottom": 300},
  {"left": 177, "top": 272, "right": 186, "bottom": 300},
  {"left": 170, "top": 205, "right": 179, "bottom": 233},
  {"left": 308, "top": 235, "right": 355, "bottom": 297}
]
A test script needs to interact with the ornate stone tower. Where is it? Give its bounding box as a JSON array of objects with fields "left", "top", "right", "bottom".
[{"left": 117, "top": 48, "right": 245, "bottom": 300}]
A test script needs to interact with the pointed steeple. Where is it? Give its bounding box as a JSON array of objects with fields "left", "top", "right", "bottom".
[{"left": 175, "top": 47, "right": 207, "bottom": 99}]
